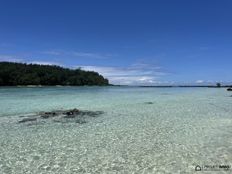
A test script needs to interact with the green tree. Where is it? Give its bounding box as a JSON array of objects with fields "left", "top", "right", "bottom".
[
  {"left": 216, "top": 82, "right": 221, "bottom": 88},
  {"left": 0, "top": 62, "right": 109, "bottom": 86}
]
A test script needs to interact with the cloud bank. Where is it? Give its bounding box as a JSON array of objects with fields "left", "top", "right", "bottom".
[
  {"left": 0, "top": 55, "right": 23, "bottom": 62},
  {"left": 80, "top": 63, "right": 167, "bottom": 85},
  {"left": 41, "top": 50, "right": 111, "bottom": 59}
]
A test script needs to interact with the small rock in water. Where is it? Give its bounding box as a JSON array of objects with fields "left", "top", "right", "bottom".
[
  {"left": 144, "top": 102, "right": 153, "bottom": 104},
  {"left": 66, "top": 111, "right": 74, "bottom": 115},
  {"left": 18, "top": 118, "right": 37, "bottom": 123},
  {"left": 227, "top": 88, "right": 232, "bottom": 91}
]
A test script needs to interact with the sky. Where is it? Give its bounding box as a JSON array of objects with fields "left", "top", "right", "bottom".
[{"left": 0, "top": 0, "right": 232, "bottom": 85}]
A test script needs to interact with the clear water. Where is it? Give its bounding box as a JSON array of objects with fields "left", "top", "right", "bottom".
[{"left": 0, "top": 86, "right": 231, "bottom": 173}]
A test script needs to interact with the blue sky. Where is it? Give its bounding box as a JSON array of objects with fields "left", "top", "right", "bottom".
[{"left": 0, "top": 0, "right": 232, "bottom": 85}]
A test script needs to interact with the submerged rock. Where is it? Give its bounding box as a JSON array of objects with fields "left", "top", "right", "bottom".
[
  {"left": 63, "top": 114, "right": 76, "bottom": 118},
  {"left": 18, "top": 108, "right": 104, "bottom": 125},
  {"left": 144, "top": 102, "right": 153, "bottom": 104},
  {"left": 40, "top": 112, "right": 57, "bottom": 119},
  {"left": 64, "top": 108, "right": 80, "bottom": 116},
  {"left": 18, "top": 118, "right": 37, "bottom": 123},
  {"left": 78, "top": 110, "right": 104, "bottom": 117},
  {"left": 62, "top": 110, "right": 103, "bottom": 117}
]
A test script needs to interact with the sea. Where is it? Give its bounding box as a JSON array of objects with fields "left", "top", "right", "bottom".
[{"left": 0, "top": 86, "right": 231, "bottom": 173}]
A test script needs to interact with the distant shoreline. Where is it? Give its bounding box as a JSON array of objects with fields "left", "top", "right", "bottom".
[
  {"left": 0, "top": 85, "right": 231, "bottom": 88},
  {"left": 139, "top": 85, "right": 232, "bottom": 88},
  {"left": 0, "top": 85, "right": 111, "bottom": 88}
]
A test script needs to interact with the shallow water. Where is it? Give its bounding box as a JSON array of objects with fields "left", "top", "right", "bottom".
[{"left": 0, "top": 86, "right": 232, "bottom": 173}]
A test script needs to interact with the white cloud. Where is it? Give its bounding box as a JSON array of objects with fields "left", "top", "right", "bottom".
[
  {"left": 72, "top": 52, "right": 111, "bottom": 59},
  {"left": 40, "top": 51, "right": 61, "bottom": 56},
  {"left": 0, "top": 55, "right": 23, "bottom": 62},
  {"left": 0, "top": 55, "right": 62, "bottom": 66},
  {"left": 28, "top": 61, "right": 61, "bottom": 66},
  {"left": 196, "top": 80, "right": 204, "bottom": 83},
  {"left": 80, "top": 63, "right": 167, "bottom": 85},
  {"left": 41, "top": 50, "right": 111, "bottom": 59}
]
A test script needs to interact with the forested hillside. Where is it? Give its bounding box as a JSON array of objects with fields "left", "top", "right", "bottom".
[{"left": 0, "top": 62, "right": 109, "bottom": 86}]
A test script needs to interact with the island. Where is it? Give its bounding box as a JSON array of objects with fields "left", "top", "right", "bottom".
[{"left": 0, "top": 62, "right": 109, "bottom": 86}]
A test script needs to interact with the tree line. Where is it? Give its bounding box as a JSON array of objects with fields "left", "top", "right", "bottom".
[{"left": 0, "top": 62, "right": 109, "bottom": 86}]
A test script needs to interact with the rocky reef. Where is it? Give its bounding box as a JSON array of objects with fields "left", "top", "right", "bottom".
[{"left": 18, "top": 108, "right": 104, "bottom": 125}]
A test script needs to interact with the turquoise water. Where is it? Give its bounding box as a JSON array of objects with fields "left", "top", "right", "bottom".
[{"left": 0, "top": 87, "right": 232, "bottom": 173}]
